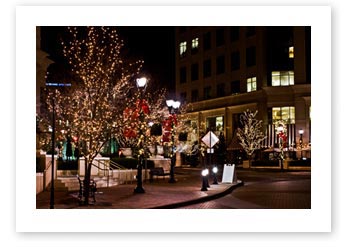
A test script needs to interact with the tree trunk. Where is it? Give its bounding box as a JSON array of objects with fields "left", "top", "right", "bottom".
[{"left": 83, "top": 157, "right": 92, "bottom": 205}]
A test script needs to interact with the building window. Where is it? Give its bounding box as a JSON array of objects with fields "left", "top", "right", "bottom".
[
  {"left": 191, "top": 89, "right": 199, "bottom": 102},
  {"left": 203, "top": 32, "right": 211, "bottom": 50},
  {"left": 247, "top": 77, "right": 257, "bottom": 92},
  {"left": 271, "top": 71, "right": 294, "bottom": 86},
  {"left": 230, "top": 27, "right": 239, "bottom": 41},
  {"left": 216, "top": 28, "right": 225, "bottom": 46},
  {"left": 231, "top": 80, "right": 240, "bottom": 94},
  {"left": 231, "top": 51, "right": 240, "bottom": 71},
  {"left": 289, "top": 46, "right": 294, "bottom": 58},
  {"left": 207, "top": 116, "right": 224, "bottom": 133},
  {"left": 246, "top": 26, "right": 256, "bottom": 37},
  {"left": 203, "top": 86, "right": 212, "bottom": 100},
  {"left": 203, "top": 59, "right": 211, "bottom": 78},
  {"left": 180, "top": 67, "right": 187, "bottom": 84},
  {"left": 246, "top": 46, "right": 256, "bottom": 67},
  {"left": 216, "top": 55, "right": 225, "bottom": 74},
  {"left": 191, "top": 63, "right": 199, "bottom": 81},
  {"left": 272, "top": 106, "right": 295, "bottom": 124},
  {"left": 217, "top": 83, "right": 225, "bottom": 97},
  {"left": 192, "top": 37, "right": 199, "bottom": 54},
  {"left": 179, "top": 41, "right": 187, "bottom": 57}
]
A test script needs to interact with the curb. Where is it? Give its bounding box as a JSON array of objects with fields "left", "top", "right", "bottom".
[{"left": 150, "top": 180, "right": 244, "bottom": 209}]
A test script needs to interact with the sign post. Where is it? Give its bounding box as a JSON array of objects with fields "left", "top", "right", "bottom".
[{"left": 201, "top": 131, "right": 219, "bottom": 185}]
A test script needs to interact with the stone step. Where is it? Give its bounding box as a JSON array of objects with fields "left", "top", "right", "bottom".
[
  {"left": 53, "top": 179, "right": 69, "bottom": 192},
  {"left": 56, "top": 176, "right": 129, "bottom": 191}
]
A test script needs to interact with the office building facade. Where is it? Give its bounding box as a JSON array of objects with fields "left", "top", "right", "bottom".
[{"left": 175, "top": 26, "right": 311, "bottom": 152}]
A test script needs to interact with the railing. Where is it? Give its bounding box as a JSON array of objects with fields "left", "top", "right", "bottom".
[
  {"left": 92, "top": 160, "right": 111, "bottom": 187},
  {"left": 109, "top": 159, "right": 127, "bottom": 170},
  {"left": 109, "top": 160, "right": 135, "bottom": 184},
  {"left": 94, "top": 159, "right": 133, "bottom": 187},
  {"left": 40, "top": 156, "right": 135, "bottom": 190},
  {"left": 43, "top": 159, "right": 53, "bottom": 190}
]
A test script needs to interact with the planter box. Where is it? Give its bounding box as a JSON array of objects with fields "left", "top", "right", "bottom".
[
  {"left": 288, "top": 159, "right": 311, "bottom": 167},
  {"left": 242, "top": 160, "right": 250, "bottom": 169}
]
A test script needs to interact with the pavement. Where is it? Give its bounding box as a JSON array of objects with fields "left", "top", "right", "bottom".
[{"left": 36, "top": 167, "right": 243, "bottom": 209}]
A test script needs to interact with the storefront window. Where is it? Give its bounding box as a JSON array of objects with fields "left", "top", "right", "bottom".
[{"left": 206, "top": 116, "right": 224, "bottom": 134}]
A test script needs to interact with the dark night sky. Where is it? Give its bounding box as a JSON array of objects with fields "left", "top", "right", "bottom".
[
  {"left": 41, "top": 26, "right": 176, "bottom": 92},
  {"left": 119, "top": 26, "right": 176, "bottom": 93}
]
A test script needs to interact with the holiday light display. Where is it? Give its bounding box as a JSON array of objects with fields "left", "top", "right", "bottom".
[
  {"left": 42, "top": 26, "right": 143, "bottom": 204},
  {"left": 236, "top": 110, "right": 267, "bottom": 167}
]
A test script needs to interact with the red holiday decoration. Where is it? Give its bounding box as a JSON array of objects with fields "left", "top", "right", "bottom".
[
  {"left": 161, "top": 114, "right": 179, "bottom": 143},
  {"left": 122, "top": 99, "right": 150, "bottom": 140},
  {"left": 277, "top": 132, "right": 288, "bottom": 148}
]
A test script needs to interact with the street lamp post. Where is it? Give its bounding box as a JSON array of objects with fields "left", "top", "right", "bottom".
[
  {"left": 166, "top": 99, "right": 180, "bottom": 183},
  {"left": 277, "top": 125, "right": 285, "bottom": 171},
  {"left": 201, "top": 168, "right": 209, "bottom": 191},
  {"left": 212, "top": 166, "right": 218, "bottom": 184},
  {"left": 50, "top": 97, "right": 55, "bottom": 209},
  {"left": 134, "top": 77, "right": 147, "bottom": 194},
  {"left": 46, "top": 82, "right": 71, "bottom": 209},
  {"left": 299, "top": 129, "right": 304, "bottom": 160}
]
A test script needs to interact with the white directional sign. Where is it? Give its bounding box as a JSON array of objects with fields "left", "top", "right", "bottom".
[{"left": 201, "top": 131, "right": 219, "bottom": 148}]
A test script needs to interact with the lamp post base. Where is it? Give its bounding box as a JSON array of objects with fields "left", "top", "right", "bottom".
[
  {"left": 168, "top": 178, "right": 177, "bottom": 183},
  {"left": 201, "top": 177, "right": 208, "bottom": 191},
  {"left": 169, "top": 154, "right": 176, "bottom": 183},
  {"left": 134, "top": 187, "right": 145, "bottom": 193},
  {"left": 134, "top": 158, "right": 145, "bottom": 193}
]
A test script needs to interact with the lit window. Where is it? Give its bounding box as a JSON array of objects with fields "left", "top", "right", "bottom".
[
  {"left": 289, "top": 46, "right": 294, "bottom": 58},
  {"left": 272, "top": 106, "right": 295, "bottom": 124},
  {"left": 179, "top": 41, "right": 187, "bottom": 57},
  {"left": 206, "top": 116, "right": 224, "bottom": 133},
  {"left": 192, "top": 38, "right": 199, "bottom": 49},
  {"left": 216, "top": 116, "right": 224, "bottom": 132},
  {"left": 271, "top": 71, "right": 294, "bottom": 86},
  {"left": 247, "top": 77, "right": 257, "bottom": 92}
]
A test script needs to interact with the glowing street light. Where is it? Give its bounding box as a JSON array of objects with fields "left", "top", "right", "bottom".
[
  {"left": 299, "top": 129, "right": 304, "bottom": 160},
  {"left": 298, "top": 129, "right": 304, "bottom": 148},
  {"left": 136, "top": 77, "right": 147, "bottom": 88},
  {"left": 201, "top": 168, "right": 209, "bottom": 191},
  {"left": 276, "top": 124, "right": 285, "bottom": 171},
  {"left": 134, "top": 77, "right": 148, "bottom": 194},
  {"left": 166, "top": 99, "right": 181, "bottom": 183},
  {"left": 212, "top": 166, "right": 218, "bottom": 184}
]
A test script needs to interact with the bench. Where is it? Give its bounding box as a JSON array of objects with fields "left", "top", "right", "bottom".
[
  {"left": 77, "top": 175, "right": 97, "bottom": 204},
  {"left": 149, "top": 167, "right": 169, "bottom": 182}
]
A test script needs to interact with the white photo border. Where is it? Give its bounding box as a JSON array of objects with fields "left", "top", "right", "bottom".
[{"left": 16, "top": 5, "right": 331, "bottom": 232}]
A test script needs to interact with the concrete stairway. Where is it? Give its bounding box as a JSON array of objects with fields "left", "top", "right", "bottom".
[{"left": 54, "top": 176, "right": 126, "bottom": 192}]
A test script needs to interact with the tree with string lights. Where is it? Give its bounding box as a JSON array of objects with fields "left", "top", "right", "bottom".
[
  {"left": 117, "top": 86, "right": 168, "bottom": 154},
  {"left": 44, "top": 26, "right": 143, "bottom": 205},
  {"left": 236, "top": 110, "right": 266, "bottom": 167}
]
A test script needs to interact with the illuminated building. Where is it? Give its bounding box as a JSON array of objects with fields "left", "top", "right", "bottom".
[{"left": 175, "top": 26, "right": 311, "bottom": 154}]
